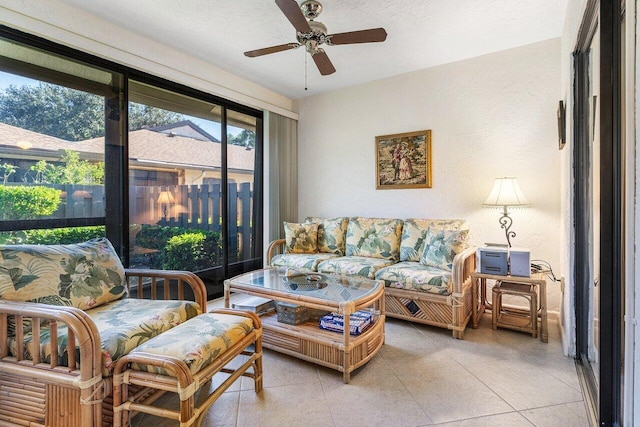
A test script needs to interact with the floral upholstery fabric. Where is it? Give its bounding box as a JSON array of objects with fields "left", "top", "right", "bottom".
[
  {"left": 131, "top": 313, "right": 254, "bottom": 376},
  {"left": 345, "top": 217, "right": 403, "bottom": 261},
  {"left": 0, "top": 238, "right": 127, "bottom": 310},
  {"left": 305, "top": 217, "right": 349, "bottom": 255},
  {"left": 7, "top": 298, "right": 201, "bottom": 376},
  {"left": 400, "top": 219, "right": 469, "bottom": 262},
  {"left": 283, "top": 222, "right": 319, "bottom": 254},
  {"left": 271, "top": 253, "right": 339, "bottom": 271},
  {"left": 375, "top": 262, "right": 452, "bottom": 295},
  {"left": 317, "top": 256, "right": 394, "bottom": 279},
  {"left": 420, "top": 228, "right": 470, "bottom": 270}
]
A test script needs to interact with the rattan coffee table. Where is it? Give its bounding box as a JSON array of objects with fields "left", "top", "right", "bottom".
[{"left": 224, "top": 268, "right": 385, "bottom": 383}]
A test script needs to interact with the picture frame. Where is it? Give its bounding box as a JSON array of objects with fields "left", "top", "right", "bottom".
[
  {"left": 375, "top": 129, "right": 432, "bottom": 189},
  {"left": 557, "top": 100, "right": 566, "bottom": 150}
]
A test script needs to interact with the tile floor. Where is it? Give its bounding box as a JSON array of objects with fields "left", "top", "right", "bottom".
[{"left": 131, "top": 303, "right": 590, "bottom": 427}]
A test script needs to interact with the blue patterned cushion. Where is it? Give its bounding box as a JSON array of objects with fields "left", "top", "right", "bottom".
[
  {"left": 375, "top": 261, "right": 452, "bottom": 295},
  {"left": 271, "top": 253, "right": 339, "bottom": 271},
  {"left": 317, "top": 256, "right": 394, "bottom": 279}
]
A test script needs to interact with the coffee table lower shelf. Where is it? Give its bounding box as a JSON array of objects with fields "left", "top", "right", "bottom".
[{"left": 259, "top": 312, "right": 385, "bottom": 383}]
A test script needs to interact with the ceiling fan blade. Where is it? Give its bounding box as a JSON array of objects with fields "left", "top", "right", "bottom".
[
  {"left": 328, "top": 28, "right": 388, "bottom": 45},
  {"left": 275, "top": 0, "right": 312, "bottom": 33},
  {"left": 244, "top": 43, "right": 300, "bottom": 58},
  {"left": 312, "top": 50, "right": 336, "bottom": 75}
]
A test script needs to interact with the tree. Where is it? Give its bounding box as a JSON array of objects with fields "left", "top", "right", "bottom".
[
  {"left": 128, "top": 103, "right": 184, "bottom": 131},
  {"left": 29, "top": 150, "right": 104, "bottom": 185},
  {"left": 0, "top": 83, "right": 185, "bottom": 141},
  {"left": 228, "top": 129, "right": 255, "bottom": 149}
]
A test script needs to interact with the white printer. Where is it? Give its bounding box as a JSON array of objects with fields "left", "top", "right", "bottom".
[{"left": 477, "top": 245, "right": 531, "bottom": 277}]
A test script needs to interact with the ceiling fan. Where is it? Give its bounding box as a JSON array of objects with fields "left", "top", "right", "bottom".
[{"left": 244, "top": 0, "right": 387, "bottom": 76}]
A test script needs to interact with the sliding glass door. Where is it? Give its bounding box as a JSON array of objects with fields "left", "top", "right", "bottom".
[{"left": 0, "top": 26, "right": 264, "bottom": 299}]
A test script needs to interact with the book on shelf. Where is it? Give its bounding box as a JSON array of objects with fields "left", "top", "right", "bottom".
[
  {"left": 319, "top": 310, "right": 374, "bottom": 335},
  {"left": 232, "top": 296, "right": 276, "bottom": 316}
]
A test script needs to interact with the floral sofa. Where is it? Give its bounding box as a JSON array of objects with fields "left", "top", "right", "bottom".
[
  {"left": 0, "top": 237, "right": 208, "bottom": 426},
  {"left": 267, "top": 217, "right": 477, "bottom": 339}
]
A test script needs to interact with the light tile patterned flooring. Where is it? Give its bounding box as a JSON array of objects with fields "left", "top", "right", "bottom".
[{"left": 132, "top": 300, "right": 590, "bottom": 427}]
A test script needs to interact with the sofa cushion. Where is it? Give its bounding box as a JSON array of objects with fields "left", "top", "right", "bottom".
[
  {"left": 0, "top": 238, "right": 127, "bottom": 311},
  {"left": 284, "top": 222, "right": 319, "bottom": 254},
  {"left": 305, "top": 216, "right": 349, "bottom": 255},
  {"left": 317, "top": 256, "right": 394, "bottom": 279},
  {"left": 345, "top": 217, "right": 403, "bottom": 261},
  {"left": 375, "top": 261, "right": 452, "bottom": 295},
  {"left": 7, "top": 298, "right": 201, "bottom": 377},
  {"left": 419, "top": 227, "right": 469, "bottom": 270},
  {"left": 131, "top": 312, "right": 254, "bottom": 376},
  {"left": 400, "top": 219, "right": 469, "bottom": 262},
  {"left": 271, "top": 253, "right": 339, "bottom": 272}
]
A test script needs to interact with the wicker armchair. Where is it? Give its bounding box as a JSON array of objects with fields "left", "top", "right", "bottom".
[{"left": 0, "top": 268, "right": 207, "bottom": 427}]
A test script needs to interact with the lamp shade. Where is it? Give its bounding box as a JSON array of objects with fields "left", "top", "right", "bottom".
[
  {"left": 483, "top": 177, "right": 531, "bottom": 208},
  {"left": 157, "top": 191, "right": 175, "bottom": 205}
]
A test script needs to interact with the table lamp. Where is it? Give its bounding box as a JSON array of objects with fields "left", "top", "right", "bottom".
[
  {"left": 483, "top": 177, "right": 531, "bottom": 247},
  {"left": 157, "top": 191, "right": 175, "bottom": 221}
]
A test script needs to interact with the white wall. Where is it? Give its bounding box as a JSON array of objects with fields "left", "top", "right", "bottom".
[{"left": 298, "top": 39, "right": 563, "bottom": 311}]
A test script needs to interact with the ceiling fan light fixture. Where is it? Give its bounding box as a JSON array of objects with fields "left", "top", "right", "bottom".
[
  {"left": 244, "top": 0, "right": 387, "bottom": 77},
  {"left": 300, "top": 0, "right": 323, "bottom": 19}
]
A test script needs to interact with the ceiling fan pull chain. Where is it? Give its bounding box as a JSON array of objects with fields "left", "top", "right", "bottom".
[{"left": 305, "top": 52, "right": 308, "bottom": 91}]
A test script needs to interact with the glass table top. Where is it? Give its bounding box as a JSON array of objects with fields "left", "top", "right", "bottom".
[{"left": 226, "top": 268, "right": 382, "bottom": 303}]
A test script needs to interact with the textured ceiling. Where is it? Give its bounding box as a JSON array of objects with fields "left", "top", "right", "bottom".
[{"left": 54, "top": 0, "right": 569, "bottom": 100}]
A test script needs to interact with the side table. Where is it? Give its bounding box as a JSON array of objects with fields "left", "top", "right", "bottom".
[{"left": 470, "top": 271, "right": 548, "bottom": 343}]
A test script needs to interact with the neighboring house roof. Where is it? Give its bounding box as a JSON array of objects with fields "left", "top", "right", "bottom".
[
  {"left": 149, "top": 120, "right": 220, "bottom": 143},
  {"left": 0, "top": 122, "right": 254, "bottom": 172}
]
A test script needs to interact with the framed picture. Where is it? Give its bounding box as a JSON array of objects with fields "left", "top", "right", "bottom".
[
  {"left": 557, "top": 100, "right": 566, "bottom": 150},
  {"left": 375, "top": 129, "right": 432, "bottom": 189}
]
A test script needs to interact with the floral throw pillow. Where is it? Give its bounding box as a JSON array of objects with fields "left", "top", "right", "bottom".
[
  {"left": 419, "top": 228, "right": 469, "bottom": 270},
  {"left": 0, "top": 237, "right": 127, "bottom": 310},
  {"left": 305, "top": 217, "right": 349, "bottom": 255},
  {"left": 284, "top": 222, "right": 319, "bottom": 254}
]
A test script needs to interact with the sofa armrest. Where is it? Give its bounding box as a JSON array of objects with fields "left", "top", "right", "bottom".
[
  {"left": 124, "top": 269, "right": 207, "bottom": 312},
  {"left": 266, "top": 239, "right": 286, "bottom": 265},
  {"left": 451, "top": 246, "right": 477, "bottom": 294}
]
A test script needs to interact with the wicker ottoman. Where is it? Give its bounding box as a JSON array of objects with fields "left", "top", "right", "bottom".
[{"left": 112, "top": 309, "right": 263, "bottom": 427}]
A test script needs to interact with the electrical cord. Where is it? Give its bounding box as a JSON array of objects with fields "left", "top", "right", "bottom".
[{"left": 530, "top": 259, "right": 559, "bottom": 282}]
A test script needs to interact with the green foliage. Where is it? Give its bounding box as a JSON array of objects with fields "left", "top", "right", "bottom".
[
  {"left": 0, "top": 186, "right": 61, "bottom": 220},
  {"left": 228, "top": 129, "right": 255, "bottom": 149},
  {"left": 31, "top": 150, "right": 105, "bottom": 185},
  {"left": 0, "top": 82, "right": 185, "bottom": 141},
  {"left": 135, "top": 225, "right": 191, "bottom": 250},
  {"left": 163, "top": 232, "right": 219, "bottom": 271},
  {"left": 128, "top": 103, "right": 185, "bottom": 131},
  {"left": 0, "top": 83, "right": 105, "bottom": 140},
  {"left": 0, "top": 226, "right": 105, "bottom": 245},
  {"left": 135, "top": 225, "right": 221, "bottom": 271},
  {"left": 0, "top": 162, "right": 16, "bottom": 183}
]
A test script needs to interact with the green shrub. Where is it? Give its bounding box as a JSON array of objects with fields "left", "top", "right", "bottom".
[
  {"left": 162, "top": 232, "right": 220, "bottom": 271},
  {"left": 135, "top": 225, "right": 190, "bottom": 250},
  {"left": 0, "top": 185, "right": 61, "bottom": 220},
  {"left": 0, "top": 226, "right": 105, "bottom": 244},
  {"left": 134, "top": 225, "right": 221, "bottom": 271}
]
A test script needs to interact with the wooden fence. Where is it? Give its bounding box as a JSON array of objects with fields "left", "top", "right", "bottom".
[{"left": 7, "top": 182, "right": 254, "bottom": 261}]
